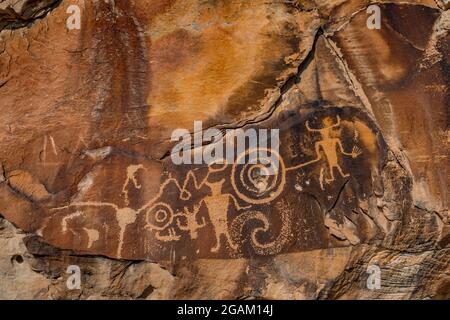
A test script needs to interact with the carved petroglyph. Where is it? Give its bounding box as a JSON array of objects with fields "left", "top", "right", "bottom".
[
  {"left": 60, "top": 210, "right": 99, "bottom": 248},
  {"left": 144, "top": 162, "right": 251, "bottom": 252},
  {"left": 230, "top": 199, "right": 293, "bottom": 256},
  {"left": 232, "top": 148, "right": 286, "bottom": 205},
  {"left": 200, "top": 178, "right": 251, "bottom": 253},
  {"left": 53, "top": 202, "right": 138, "bottom": 258},
  {"left": 51, "top": 114, "right": 370, "bottom": 258},
  {"left": 61, "top": 210, "right": 84, "bottom": 234},
  {"left": 287, "top": 115, "right": 362, "bottom": 190},
  {"left": 122, "top": 164, "right": 145, "bottom": 205},
  {"left": 83, "top": 228, "right": 99, "bottom": 248},
  {"left": 41, "top": 135, "right": 60, "bottom": 165},
  {"left": 145, "top": 202, "right": 180, "bottom": 242},
  {"left": 305, "top": 116, "right": 362, "bottom": 183},
  {"left": 176, "top": 204, "right": 207, "bottom": 240}
]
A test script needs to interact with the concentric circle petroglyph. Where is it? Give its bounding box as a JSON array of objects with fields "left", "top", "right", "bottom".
[
  {"left": 231, "top": 148, "right": 286, "bottom": 205},
  {"left": 145, "top": 202, "right": 174, "bottom": 231}
]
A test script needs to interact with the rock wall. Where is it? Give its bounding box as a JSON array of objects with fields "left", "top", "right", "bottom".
[{"left": 0, "top": 0, "right": 448, "bottom": 299}]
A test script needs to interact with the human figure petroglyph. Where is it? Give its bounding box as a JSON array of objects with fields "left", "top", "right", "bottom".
[
  {"left": 176, "top": 204, "right": 207, "bottom": 240},
  {"left": 162, "top": 160, "right": 251, "bottom": 252},
  {"left": 286, "top": 116, "right": 362, "bottom": 188},
  {"left": 305, "top": 116, "right": 362, "bottom": 184},
  {"left": 199, "top": 178, "right": 251, "bottom": 253},
  {"left": 122, "top": 164, "right": 145, "bottom": 205}
]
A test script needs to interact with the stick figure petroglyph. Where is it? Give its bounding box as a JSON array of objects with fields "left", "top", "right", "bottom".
[
  {"left": 122, "top": 164, "right": 145, "bottom": 205},
  {"left": 286, "top": 115, "right": 362, "bottom": 188},
  {"left": 305, "top": 116, "right": 362, "bottom": 184}
]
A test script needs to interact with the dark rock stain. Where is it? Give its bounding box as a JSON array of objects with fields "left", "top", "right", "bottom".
[{"left": 79, "top": 0, "right": 151, "bottom": 148}]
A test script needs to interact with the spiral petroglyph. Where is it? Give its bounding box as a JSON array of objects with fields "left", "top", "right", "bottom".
[
  {"left": 231, "top": 148, "right": 286, "bottom": 205},
  {"left": 230, "top": 200, "right": 293, "bottom": 256}
]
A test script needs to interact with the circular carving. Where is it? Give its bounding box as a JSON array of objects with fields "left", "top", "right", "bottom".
[
  {"left": 145, "top": 202, "right": 174, "bottom": 231},
  {"left": 231, "top": 148, "right": 286, "bottom": 204}
]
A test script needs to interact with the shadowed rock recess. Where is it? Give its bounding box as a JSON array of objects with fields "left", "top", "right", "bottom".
[{"left": 0, "top": 0, "right": 448, "bottom": 300}]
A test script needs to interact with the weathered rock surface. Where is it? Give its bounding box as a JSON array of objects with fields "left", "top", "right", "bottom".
[{"left": 0, "top": 0, "right": 448, "bottom": 299}]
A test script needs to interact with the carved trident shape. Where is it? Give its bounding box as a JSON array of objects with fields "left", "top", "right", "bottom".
[{"left": 176, "top": 204, "right": 207, "bottom": 240}]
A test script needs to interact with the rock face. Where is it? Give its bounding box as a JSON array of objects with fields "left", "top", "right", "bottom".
[{"left": 0, "top": 0, "right": 448, "bottom": 299}]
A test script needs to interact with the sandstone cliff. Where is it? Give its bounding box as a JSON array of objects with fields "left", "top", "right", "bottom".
[{"left": 0, "top": 0, "right": 448, "bottom": 299}]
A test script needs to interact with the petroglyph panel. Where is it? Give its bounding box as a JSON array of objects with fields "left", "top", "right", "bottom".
[
  {"left": 0, "top": 0, "right": 448, "bottom": 299},
  {"left": 34, "top": 105, "right": 387, "bottom": 261}
]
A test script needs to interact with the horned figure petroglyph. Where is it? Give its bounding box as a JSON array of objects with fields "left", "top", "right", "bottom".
[
  {"left": 286, "top": 115, "right": 362, "bottom": 190},
  {"left": 145, "top": 161, "right": 251, "bottom": 252},
  {"left": 306, "top": 116, "right": 362, "bottom": 182},
  {"left": 51, "top": 115, "right": 364, "bottom": 257}
]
